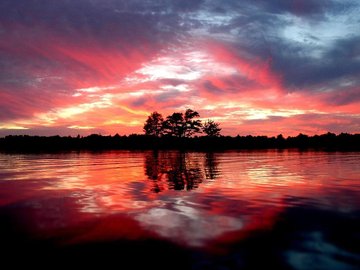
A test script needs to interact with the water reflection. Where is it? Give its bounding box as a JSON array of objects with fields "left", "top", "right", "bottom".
[
  {"left": 204, "top": 152, "right": 219, "bottom": 180},
  {"left": 0, "top": 151, "right": 359, "bottom": 269},
  {"left": 145, "top": 151, "right": 214, "bottom": 191}
]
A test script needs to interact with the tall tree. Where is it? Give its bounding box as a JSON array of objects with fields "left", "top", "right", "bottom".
[
  {"left": 162, "top": 112, "right": 185, "bottom": 137},
  {"left": 184, "top": 109, "right": 202, "bottom": 137},
  {"left": 143, "top": 111, "right": 164, "bottom": 137},
  {"left": 202, "top": 120, "right": 221, "bottom": 137}
]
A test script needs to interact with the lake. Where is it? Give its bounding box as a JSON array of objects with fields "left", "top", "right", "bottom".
[{"left": 0, "top": 150, "right": 359, "bottom": 269}]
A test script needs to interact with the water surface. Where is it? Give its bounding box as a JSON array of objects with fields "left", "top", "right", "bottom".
[{"left": 0, "top": 150, "right": 359, "bottom": 269}]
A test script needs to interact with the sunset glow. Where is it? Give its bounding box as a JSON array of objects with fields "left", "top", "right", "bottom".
[
  {"left": 1, "top": 1, "right": 359, "bottom": 136},
  {"left": 1, "top": 150, "right": 358, "bottom": 248}
]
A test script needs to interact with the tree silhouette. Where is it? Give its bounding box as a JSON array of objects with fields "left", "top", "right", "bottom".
[
  {"left": 162, "top": 109, "right": 202, "bottom": 137},
  {"left": 202, "top": 120, "right": 221, "bottom": 137},
  {"left": 143, "top": 111, "right": 164, "bottom": 137},
  {"left": 162, "top": 112, "right": 185, "bottom": 137},
  {"left": 184, "top": 109, "right": 202, "bottom": 137}
]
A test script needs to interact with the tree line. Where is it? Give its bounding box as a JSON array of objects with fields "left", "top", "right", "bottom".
[
  {"left": 143, "top": 109, "right": 221, "bottom": 137},
  {"left": 1, "top": 132, "right": 359, "bottom": 152}
]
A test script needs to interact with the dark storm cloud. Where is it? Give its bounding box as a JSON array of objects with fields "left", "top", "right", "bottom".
[
  {"left": 239, "top": 0, "right": 333, "bottom": 16},
  {"left": 0, "top": 0, "right": 187, "bottom": 58},
  {"left": 268, "top": 35, "right": 360, "bottom": 90},
  {"left": 196, "top": 0, "right": 326, "bottom": 14},
  {"left": 202, "top": 0, "right": 360, "bottom": 92},
  {"left": 0, "top": 0, "right": 182, "bottom": 36},
  {"left": 133, "top": 0, "right": 357, "bottom": 95}
]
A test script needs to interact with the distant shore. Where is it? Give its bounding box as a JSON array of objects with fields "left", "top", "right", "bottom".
[{"left": 0, "top": 133, "right": 359, "bottom": 152}]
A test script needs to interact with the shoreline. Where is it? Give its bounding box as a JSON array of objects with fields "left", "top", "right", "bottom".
[{"left": 1, "top": 133, "right": 359, "bottom": 152}]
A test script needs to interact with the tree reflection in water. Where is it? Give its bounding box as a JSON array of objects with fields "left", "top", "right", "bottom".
[
  {"left": 145, "top": 151, "right": 219, "bottom": 192},
  {"left": 204, "top": 152, "right": 219, "bottom": 180}
]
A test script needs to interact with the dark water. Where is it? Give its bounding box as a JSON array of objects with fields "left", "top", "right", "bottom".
[{"left": 0, "top": 150, "right": 359, "bottom": 269}]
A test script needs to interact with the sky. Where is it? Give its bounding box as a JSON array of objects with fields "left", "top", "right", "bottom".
[{"left": 0, "top": 0, "right": 359, "bottom": 137}]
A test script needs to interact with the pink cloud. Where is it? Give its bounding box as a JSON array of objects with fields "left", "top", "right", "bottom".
[{"left": 1, "top": 23, "right": 359, "bottom": 136}]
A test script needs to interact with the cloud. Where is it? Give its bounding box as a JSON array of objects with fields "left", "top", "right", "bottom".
[
  {"left": 0, "top": 1, "right": 182, "bottom": 126},
  {"left": 0, "top": 0, "right": 359, "bottom": 136}
]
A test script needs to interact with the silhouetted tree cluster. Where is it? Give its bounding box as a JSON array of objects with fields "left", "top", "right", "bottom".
[
  {"left": 0, "top": 132, "right": 359, "bottom": 152},
  {"left": 143, "top": 110, "right": 221, "bottom": 137}
]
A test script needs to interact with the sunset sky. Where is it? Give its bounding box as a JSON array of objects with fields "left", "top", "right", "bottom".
[{"left": 0, "top": 0, "right": 359, "bottom": 136}]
